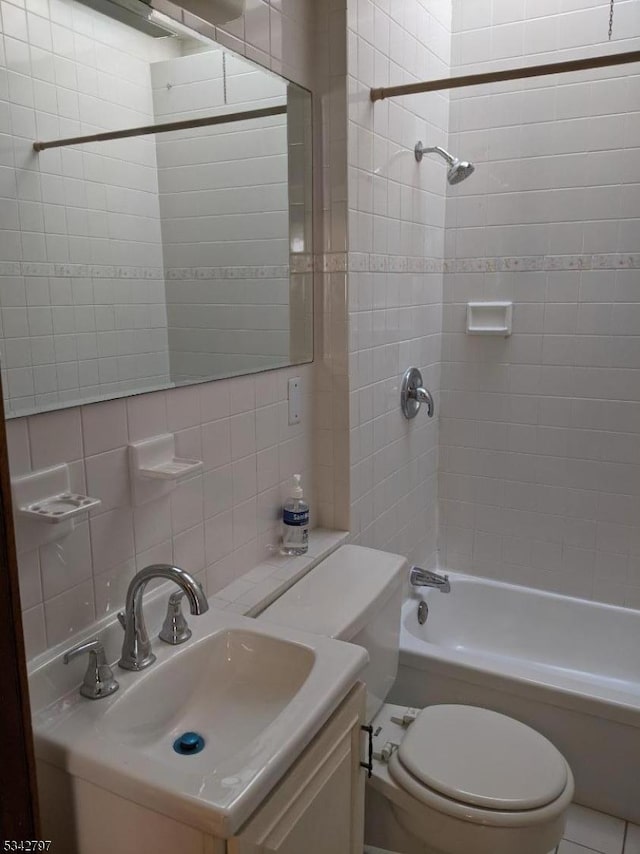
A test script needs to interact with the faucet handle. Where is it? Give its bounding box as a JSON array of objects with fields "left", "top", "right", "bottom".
[
  {"left": 64, "top": 639, "right": 119, "bottom": 700},
  {"left": 401, "top": 367, "right": 435, "bottom": 419},
  {"left": 159, "top": 590, "right": 192, "bottom": 645},
  {"left": 412, "top": 386, "right": 435, "bottom": 418}
]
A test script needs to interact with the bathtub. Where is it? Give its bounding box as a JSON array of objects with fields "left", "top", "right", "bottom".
[{"left": 389, "top": 573, "right": 640, "bottom": 824}]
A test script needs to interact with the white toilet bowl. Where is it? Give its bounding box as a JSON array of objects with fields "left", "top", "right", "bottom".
[{"left": 366, "top": 702, "right": 574, "bottom": 854}]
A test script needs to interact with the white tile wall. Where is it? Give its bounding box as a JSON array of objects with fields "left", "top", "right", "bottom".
[
  {"left": 439, "top": 1, "right": 640, "bottom": 605},
  {"left": 346, "top": 0, "right": 452, "bottom": 568},
  {"left": 9, "top": 0, "right": 331, "bottom": 659},
  {"left": 151, "top": 48, "right": 291, "bottom": 381},
  {"left": 13, "top": 365, "right": 313, "bottom": 658},
  {"left": 0, "top": 0, "right": 178, "bottom": 413}
]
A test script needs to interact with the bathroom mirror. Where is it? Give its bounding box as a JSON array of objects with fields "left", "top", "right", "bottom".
[{"left": 0, "top": 3, "right": 313, "bottom": 417}]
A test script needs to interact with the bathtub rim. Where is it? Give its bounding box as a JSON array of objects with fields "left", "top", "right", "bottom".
[{"left": 401, "top": 573, "right": 640, "bottom": 730}]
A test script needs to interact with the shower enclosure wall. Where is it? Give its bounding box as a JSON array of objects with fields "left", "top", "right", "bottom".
[
  {"left": 438, "top": 1, "right": 640, "bottom": 609},
  {"left": 348, "top": 0, "right": 640, "bottom": 611}
]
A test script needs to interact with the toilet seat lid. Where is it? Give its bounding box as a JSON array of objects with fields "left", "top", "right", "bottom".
[{"left": 396, "top": 705, "right": 568, "bottom": 811}]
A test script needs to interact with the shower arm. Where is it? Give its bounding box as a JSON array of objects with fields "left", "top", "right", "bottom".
[
  {"left": 421, "top": 145, "right": 455, "bottom": 166},
  {"left": 414, "top": 142, "right": 456, "bottom": 166}
]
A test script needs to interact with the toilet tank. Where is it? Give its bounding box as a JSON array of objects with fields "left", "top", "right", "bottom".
[{"left": 258, "top": 545, "right": 407, "bottom": 722}]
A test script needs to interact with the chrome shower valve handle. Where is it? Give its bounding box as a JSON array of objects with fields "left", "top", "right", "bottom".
[{"left": 401, "top": 367, "right": 435, "bottom": 420}]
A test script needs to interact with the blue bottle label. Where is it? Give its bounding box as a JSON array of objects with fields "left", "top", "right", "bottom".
[{"left": 283, "top": 509, "right": 309, "bottom": 527}]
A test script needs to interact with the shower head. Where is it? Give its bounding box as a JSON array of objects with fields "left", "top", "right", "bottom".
[
  {"left": 447, "top": 158, "right": 475, "bottom": 185},
  {"left": 414, "top": 141, "right": 475, "bottom": 185}
]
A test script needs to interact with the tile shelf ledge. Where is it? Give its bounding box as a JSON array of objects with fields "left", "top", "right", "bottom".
[{"left": 28, "top": 528, "right": 350, "bottom": 713}]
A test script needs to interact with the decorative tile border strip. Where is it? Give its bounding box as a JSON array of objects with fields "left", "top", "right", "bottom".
[
  {"left": 167, "top": 257, "right": 314, "bottom": 280},
  {"left": 349, "top": 253, "right": 445, "bottom": 274},
  {"left": 591, "top": 254, "right": 640, "bottom": 270},
  {"left": 0, "top": 262, "right": 21, "bottom": 276},
  {"left": 290, "top": 254, "right": 314, "bottom": 274},
  {"left": 167, "top": 265, "right": 291, "bottom": 280},
  {"left": 0, "top": 263, "right": 165, "bottom": 280},
  {"left": 0, "top": 263, "right": 296, "bottom": 281},
  {"left": 444, "top": 254, "right": 640, "bottom": 274},
  {"left": 3, "top": 254, "right": 636, "bottom": 282},
  {"left": 0, "top": 260, "right": 309, "bottom": 281},
  {"left": 317, "top": 253, "right": 348, "bottom": 273}
]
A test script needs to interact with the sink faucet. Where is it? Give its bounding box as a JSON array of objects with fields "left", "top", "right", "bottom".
[
  {"left": 410, "top": 566, "right": 450, "bottom": 593},
  {"left": 118, "top": 564, "right": 209, "bottom": 671}
]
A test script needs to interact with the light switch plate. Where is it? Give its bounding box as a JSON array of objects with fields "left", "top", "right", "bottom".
[{"left": 288, "top": 377, "right": 301, "bottom": 425}]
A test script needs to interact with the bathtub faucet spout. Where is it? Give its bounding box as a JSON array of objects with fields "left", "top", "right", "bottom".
[{"left": 410, "top": 566, "right": 450, "bottom": 593}]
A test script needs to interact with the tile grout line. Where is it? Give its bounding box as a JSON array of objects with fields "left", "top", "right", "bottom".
[
  {"left": 561, "top": 832, "right": 626, "bottom": 854},
  {"left": 562, "top": 843, "right": 611, "bottom": 854}
]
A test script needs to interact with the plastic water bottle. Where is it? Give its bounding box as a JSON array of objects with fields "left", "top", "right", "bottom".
[{"left": 281, "top": 474, "right": 309, "bottom": 555}]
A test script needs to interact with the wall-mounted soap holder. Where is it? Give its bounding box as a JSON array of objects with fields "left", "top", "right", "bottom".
[
  {"left": 12, "top": 464, "right": 100, "bottom": 548},
  {"left": 129, "top": 434, "right": 203, "bottom": 505},
  {"left": 18, "top": 492, "right": 101, "bottom": 524},
  {"left": 466, "top": 302, "right": 513, "bottom": 337},
  {"left": 138, "top": 458, "right": 202, "bottom": 480}
]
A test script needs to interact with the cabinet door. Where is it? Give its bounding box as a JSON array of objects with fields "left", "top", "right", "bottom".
[{"left": 229, "top": 683, "right": 365, "bottom": 854}]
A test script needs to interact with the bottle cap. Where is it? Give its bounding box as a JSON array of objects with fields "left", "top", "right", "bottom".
[{"left": 291, "top": 474, "right": 304, "bottom": 499}]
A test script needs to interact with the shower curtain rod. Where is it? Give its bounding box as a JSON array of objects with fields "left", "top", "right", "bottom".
[
  {"left": 370, "top": 49, "right": 640, "bottom": 101},
  {"left": 32, "top": 104, "right": 287, "bottom": 152}
]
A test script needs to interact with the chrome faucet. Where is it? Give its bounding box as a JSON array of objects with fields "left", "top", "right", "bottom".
[
  {"left": 118, "top": 564, "right": 209, "bottom": 671},
  {"left": 410, "top": 566, "right": 450, "bottom": 593}
]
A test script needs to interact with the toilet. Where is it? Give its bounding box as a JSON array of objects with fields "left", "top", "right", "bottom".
[{"left": 259, "top": 545, "right": 574, "bottom": 854}]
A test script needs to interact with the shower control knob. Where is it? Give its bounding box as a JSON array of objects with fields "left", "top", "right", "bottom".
[{"left": 401, "top": 368, "right": 435, "bottom": 420}]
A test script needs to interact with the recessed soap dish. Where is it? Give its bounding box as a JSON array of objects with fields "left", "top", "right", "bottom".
[
  {"left": 466, "top": 301, "right": 513, "bottom": 336},
  {"left": 18, "top": 492, "right": 101, "bottom": 524}
]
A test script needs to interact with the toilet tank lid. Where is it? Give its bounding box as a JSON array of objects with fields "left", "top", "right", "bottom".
[{"left": 259, "top": 545, "right": 407, "bottom": 641}]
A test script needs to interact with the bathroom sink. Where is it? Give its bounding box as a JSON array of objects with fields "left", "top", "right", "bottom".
[
  {"left": 31, "top": 611, "right": 367, "bottom": 838},
  {"left": 103, "top": 629, "right": 315, "bottom": 765}
]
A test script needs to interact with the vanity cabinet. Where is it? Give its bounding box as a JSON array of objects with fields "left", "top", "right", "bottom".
[
  {"left": 37, "top": 683, "right": 366, "bottom": 854},
  {"left": 229, "top": 682, "right": 366, "bottom": 854}
]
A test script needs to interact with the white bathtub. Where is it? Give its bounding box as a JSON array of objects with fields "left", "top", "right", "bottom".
[{"left": 389, "top": 573, "right": 640, "bottom": 824}]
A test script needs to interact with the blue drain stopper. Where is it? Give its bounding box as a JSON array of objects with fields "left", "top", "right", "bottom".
[{"left": 173, "top": 731, "right": 205, "bottom": 755}]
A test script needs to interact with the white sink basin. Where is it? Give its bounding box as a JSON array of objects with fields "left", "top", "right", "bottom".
[
  {"left": 32, "top": 610, "right": 367, "bottom": 837},
  {"left": 104, "top": 629, "right": 315, "bottom": 762}
]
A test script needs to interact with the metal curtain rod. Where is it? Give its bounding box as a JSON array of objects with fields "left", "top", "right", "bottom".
[
  {"left": 33, "top": 104, "right": 288, "bottom": 152},
  {"left": 370, "top": 49, "right": 640, "bottom": 101}
]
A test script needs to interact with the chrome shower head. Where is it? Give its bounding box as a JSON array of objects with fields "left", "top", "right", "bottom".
[
  {"left": 447, "top": 159, "right": 475, "bottom": 185},
  {"left": 414, "top": 141, "right": 475, "bottom": 185}
]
